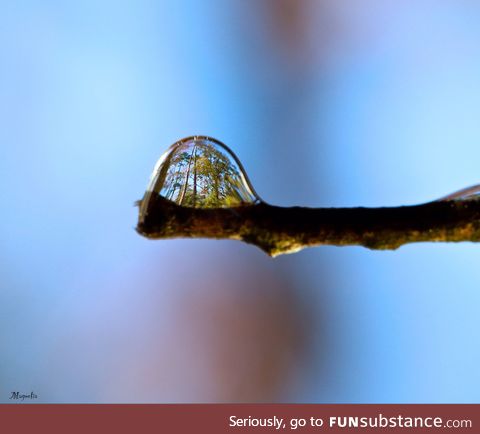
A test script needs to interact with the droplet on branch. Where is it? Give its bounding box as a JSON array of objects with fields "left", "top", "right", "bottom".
[
  {"left": 140, "top": 136, "right": 260, "bottom": 213},
  {"left": 437, "top": 184, "right": 480, "bottom": 201},
  {"left": 136, "top": 137, "right": 480, "bottom": 255}
]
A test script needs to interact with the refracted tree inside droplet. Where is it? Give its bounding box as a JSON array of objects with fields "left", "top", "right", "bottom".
[
  {"left": 437, "top": 184, "right": 480, "bottom": 201},
  {"left": 143, "top": 136, "right": 260, "bottom": 208}
]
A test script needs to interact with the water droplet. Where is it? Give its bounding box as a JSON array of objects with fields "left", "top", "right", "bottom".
[
  {"left": 437, "top": 184, "right": 480, "bottom": 201},
  {"left": 141, "top": 136, "right": 261, "bottom": 209}
]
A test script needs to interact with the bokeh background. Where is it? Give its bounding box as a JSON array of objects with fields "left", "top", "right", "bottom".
[{"left": 1, "top": 1, "right": 480, "bottom": 403}]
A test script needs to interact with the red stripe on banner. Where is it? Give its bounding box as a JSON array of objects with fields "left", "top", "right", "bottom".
[{"left": 0, "top": 404, "right": 477, "bottom": 434}]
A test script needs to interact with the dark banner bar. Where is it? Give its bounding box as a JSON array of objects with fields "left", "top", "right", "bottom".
[{"left": 0, "top": 404, "right": 477, "bottom": 433}]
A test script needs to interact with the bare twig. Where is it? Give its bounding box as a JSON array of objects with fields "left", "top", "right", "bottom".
[{"left": 136, "top": 194, "right": 480, "bottom": 257}]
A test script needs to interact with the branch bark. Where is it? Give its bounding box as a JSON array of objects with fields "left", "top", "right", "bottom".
[{"left": 136, "top": 194, "right": 480, "bottom": 257}]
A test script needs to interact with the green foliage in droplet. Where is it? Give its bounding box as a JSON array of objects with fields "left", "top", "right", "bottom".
[{"left": 154, "top": 137, "right": 258, "bottom": 208}]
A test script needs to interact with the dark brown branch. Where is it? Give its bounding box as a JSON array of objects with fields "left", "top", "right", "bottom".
[{"left": 136, "top": 194, "right": 480, "bottom": 257}]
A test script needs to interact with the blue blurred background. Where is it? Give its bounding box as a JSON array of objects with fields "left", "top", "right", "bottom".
[{"left": 1, "top": 1, "right": 480, "bottom": 402}]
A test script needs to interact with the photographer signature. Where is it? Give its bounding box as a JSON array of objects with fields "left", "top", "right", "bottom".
[{"left": 10, "top": 392, "right": 38, "bottom": 401}]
